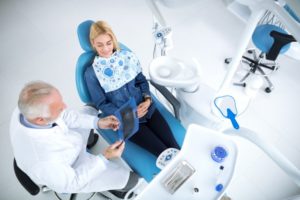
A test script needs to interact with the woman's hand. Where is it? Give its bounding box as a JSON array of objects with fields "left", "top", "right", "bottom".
[
  {"left": 97, "top": 115, "right": 119, "bottom": 131},
  {"left": 103, "top": 140, "right": 125, "bottom": 159},
  {"left": 137, "top": 99, "right": 151, "bottom": 118}
]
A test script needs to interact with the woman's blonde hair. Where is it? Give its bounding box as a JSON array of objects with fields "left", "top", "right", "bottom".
[{"left": 89, "top": 21, "right": 120, "bottom": 51}]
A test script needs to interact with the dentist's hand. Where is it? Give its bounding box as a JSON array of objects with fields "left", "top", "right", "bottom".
[
  {"left": 98, "top": 115, "right": 119, "bottom": 131},
  {"left": 137, "top": 99, "right": 151, "bottom": 118},
  {"left": 103, "top": 141, "right": 125, "bottom": 159}
]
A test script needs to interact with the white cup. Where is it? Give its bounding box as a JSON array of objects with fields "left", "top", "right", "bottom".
[{"left": 244, "top": 76, "right": 264, "bottom": 97}]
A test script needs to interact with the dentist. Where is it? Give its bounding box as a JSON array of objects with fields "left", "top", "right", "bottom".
[{"left": 10, "top": 81, "right": 138, "bottom": 194}]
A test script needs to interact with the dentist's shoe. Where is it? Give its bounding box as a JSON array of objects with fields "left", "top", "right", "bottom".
[{"left": 87, "top": 129, "right": 99, "bottom": 149}]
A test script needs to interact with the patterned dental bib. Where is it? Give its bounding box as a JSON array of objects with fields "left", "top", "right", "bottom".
[{"left": 92, "top": 50, "right": 142, "bottom": 93}]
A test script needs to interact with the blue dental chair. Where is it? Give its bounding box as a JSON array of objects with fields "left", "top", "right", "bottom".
[{"left": 75, "top": 20, "right": 186, "bottom": 182}]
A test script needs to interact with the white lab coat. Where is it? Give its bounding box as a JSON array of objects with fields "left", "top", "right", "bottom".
[{"left": 10, "top": 108, "right": 129, "bottom": 193}]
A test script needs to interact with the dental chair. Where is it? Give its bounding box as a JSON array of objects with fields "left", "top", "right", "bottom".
[
  {"left": 13, "top": 159, "right": 95, "bottom": 200},
  {"left": 75, "top": 20, "right": 186, "bottom": 182},
  {"left": 225, "top": 23, "right": 296, "bottom": 93}
]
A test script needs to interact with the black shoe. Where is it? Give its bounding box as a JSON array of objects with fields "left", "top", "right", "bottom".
[
  {"left": 109, "top": 190, "right": 127, "bottom": 199},
  {"left": 87, "top": 130, "right": 99, "bottom": 149},
  {"left": 104, "top": 190, "right": 134, "bottom": 199}
]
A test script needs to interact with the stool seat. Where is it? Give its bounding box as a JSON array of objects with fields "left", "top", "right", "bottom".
[{"left": 252, "top": 24, "right": 291, "bottom": 54}]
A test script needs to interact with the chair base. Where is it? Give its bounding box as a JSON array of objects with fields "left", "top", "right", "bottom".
[{"left": 225, "top": 48, "right": 279, "bottom": 93}]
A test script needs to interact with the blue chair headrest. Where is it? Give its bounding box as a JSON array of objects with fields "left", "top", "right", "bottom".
[{"left": 77, "top": 20, "right": 94, "bottom": 52}]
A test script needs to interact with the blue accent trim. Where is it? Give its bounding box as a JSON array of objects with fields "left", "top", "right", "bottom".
[{"left": 227, "top": 108, "right": 239, "bottom": 129}]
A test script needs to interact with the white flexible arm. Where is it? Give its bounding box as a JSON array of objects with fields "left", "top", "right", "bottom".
[
  {"left": 223, "top": 127, "right": 300, "bottom": 187},
  {"left": 146, "top": 0, "right": 173, "bottom": 57},
  {"left": 145, "top": 0, "right": 167, "bottom": 27},
  {"left": 218, "top": 7, "right": 266, "bottom": 91}
]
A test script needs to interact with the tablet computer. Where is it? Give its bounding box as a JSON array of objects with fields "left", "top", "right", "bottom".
[{"left": 114, "top": 97, "right": 139, "bottom": 141}]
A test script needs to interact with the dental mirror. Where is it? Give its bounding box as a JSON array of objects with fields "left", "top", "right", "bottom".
[{"left": 214, "top": 95, "right": 239, "bottom": 129}]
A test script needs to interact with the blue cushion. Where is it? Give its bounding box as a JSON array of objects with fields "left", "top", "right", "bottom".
[
  {"left": 252, "top": 24, "right": 291, "bottom": 54},
  {"left": 154, "top": 96, "right": 185, "bottom": 147},
  {"left": 76, "top": 51, "right": 96, "bottom": 103},
  {"left": 77, "top": 20, "right": 94, "bottom": 52},
  {"left": 98, "top": 96, "right": 186, "bottom": 182}
]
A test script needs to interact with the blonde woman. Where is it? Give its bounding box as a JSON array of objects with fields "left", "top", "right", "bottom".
[{"left": 84, "top": 21, "right": 180, "bottom": 157}]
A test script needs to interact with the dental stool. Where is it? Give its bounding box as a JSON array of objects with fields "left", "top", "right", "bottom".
[
  {"left": 225, "top": 24, "right": 296, "bottom": 93},
  {"left": 76, "top": 20, "right": 186, "bottom": 182},
  {"left": 13, "top": 159, "right": 95, "bottom": 200}
]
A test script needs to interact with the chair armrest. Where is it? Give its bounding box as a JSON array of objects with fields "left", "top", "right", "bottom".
[{"left": 149, "top": 80, "right": 181, "bottom": 120}]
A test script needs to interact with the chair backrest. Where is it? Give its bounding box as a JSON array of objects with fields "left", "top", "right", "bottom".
[
  {"left": 266, "top": 30, "right": 296, "bottom": 60},
  {"left": 13, "top": 159, "right": 40, "bottom": 196},
  {"left": 76, "top": 20, "right": 131, "bottom": 103}
]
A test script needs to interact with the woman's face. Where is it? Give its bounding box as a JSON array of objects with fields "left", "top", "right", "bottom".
[{"left": 92, "top": 33, "right": 114, "bottom": 58}]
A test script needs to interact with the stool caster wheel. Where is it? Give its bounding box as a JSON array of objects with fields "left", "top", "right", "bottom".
[
  {"left": 265, "top": 87, "right": 272, "bottom": 93},
  {"left": 225, "top": 58, "right": 231, "bottom": 64}
]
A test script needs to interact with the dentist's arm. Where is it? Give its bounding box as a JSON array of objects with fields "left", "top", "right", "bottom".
[
  {"left": 103, "top": 141, "right": 125, "bottom": 159},
  {"left": 97, "top": 115, "right": 119, "bottom": 131}
]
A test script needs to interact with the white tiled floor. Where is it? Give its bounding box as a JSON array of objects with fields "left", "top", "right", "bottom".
[{"left": 1, "top": 0, "right": 300, "bottom": 199}]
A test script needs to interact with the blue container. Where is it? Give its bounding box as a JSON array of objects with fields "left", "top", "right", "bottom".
[
  {"left": 215, "top": 184, "right": 224, "bottom": 192},
  {"left": 211, "top": 146, "right": 228, "bottom": 163}
]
